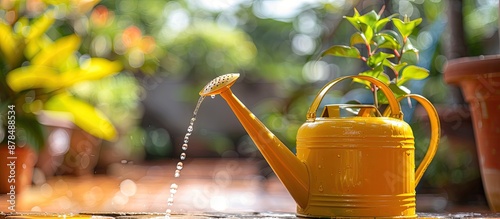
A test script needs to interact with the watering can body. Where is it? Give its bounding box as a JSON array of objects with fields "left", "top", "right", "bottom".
[
  {"left": 201, "top": 74, "right": 440, "bottom": 218},
  {"left": 296, "top": 107, "right": 416, "bottom": 217}
]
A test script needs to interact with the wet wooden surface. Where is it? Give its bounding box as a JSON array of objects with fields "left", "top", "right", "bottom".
[
  {"left": 1, "top": 159, "right": 295, "bottom": 213},
  {"left": 0, "top": 159, "right": 496, "bottom": 218}
]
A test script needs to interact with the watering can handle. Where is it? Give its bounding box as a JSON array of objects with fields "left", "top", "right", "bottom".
[
  {"left": 382, "top": 94, "right": 441, "bottom": 185},
  {"left": 306, "top": 75, "right": 403, "bottom": 121}
]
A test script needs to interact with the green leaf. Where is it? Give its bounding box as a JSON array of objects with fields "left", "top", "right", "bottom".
[
  {"left": 382, "top": 59, "right": 395, "bottom": 68},
  {"left": 45, "top": 93, "right": 117, "bottom": 141},
  {"left": 321, "top": 45, "right": 361, "bottom": 59},
  {"left": 394, "top": 62, "right": 408, "bottom": 73},
  {"left": 375, "top": 14, "right": 397, "bottom": 32},
  {"left": 403, "top": 39, "right": 419, "bottom": 56},
  {"left": 367, "top": 52, "right": 394, "bottom": 69},
  {"left": 377, "top": 72, "right": 391, "bottom": 84},
  {"left": 350, "top": 26, "right": 372, "bottom": 46},
  {"left": 398, "top": 65, "right": 429, "bottom": 85},
  {"left": 353, "top": 67, "right": 389, "bottom": 87},
  {"left": 377, "top": 82, "right": 410, "bottom": 104},
  {"left": 382, "top": 60, "right": 408, "bottom": 77},
  {"left": 393, "top": 62, "right": 409, "bottom": 78},
  {"left": 350, "top": 32, "right": 366, "bottom": 46},
  {"left": 401, "top": 39, "right": 419, "bottom": 63},
  {"left": 360, "top": 23, "right": 373, "bottom": 44},
  {"left": 376, "top": 32, "right": 400, "bottom": 50},
  {"left": 392, "top": 17, "right": 422, "bottom": 38},
  {"left": 358, "top": 10, "right": 379, "bottom": 31},
  {"left": 344, "top": 8, "right": 362, "bottom": 31}
]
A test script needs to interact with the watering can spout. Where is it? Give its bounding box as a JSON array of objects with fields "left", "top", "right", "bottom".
[{"left": 200, "top": 73, "right": 310, "bottom": 208}]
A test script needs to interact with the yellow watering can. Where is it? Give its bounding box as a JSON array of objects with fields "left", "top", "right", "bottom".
[{"left": 200, "top": 74, "right": 440, "bottom": 218}]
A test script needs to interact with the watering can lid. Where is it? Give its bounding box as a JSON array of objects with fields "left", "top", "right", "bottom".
[
  {"left": 320, "top": 104, "right": 382, "bottom": 118},
  {"left": 307, "top": 76, "right": 403, "bottom": 121}
]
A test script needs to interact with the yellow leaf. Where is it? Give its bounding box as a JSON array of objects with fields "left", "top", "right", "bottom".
[
  {"left": 62, "top": 58, "right": 122, "bottom": 86},
  {"left": 31, "top": 34, "right": 81, "bottom": 67},
  {"left": 6, "top": 65, "right": 62, "bottom": 91},
  {"left": 0, "top": 22, "right": 23, "bottom": 68},
  {"left": 26, "top": 10, "right": 55, "bottom": 43},
  {"left": 25, "top": 35, "right": 53, "bottom": 60},
  {"left": 45, "top": 93, "right": 117, "bottom": 141}
]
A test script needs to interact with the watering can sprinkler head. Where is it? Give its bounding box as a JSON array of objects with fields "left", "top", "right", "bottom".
[{"left": 199, "top": 73, "right": 240, "bottom": 96}]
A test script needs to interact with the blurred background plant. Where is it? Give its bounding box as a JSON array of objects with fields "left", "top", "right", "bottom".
[
  {"left": 0, "top": 0, "right": 159, "bottom": 177},
  {"left": 0, "top": 0, "right": 121, "bottom": 150},
  {"left": 1, "top": 0, "right": 498, "bottom": 208}
]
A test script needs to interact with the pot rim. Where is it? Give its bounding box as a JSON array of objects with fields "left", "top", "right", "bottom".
[{"left": 444, "top": 54, "right": 500, "bottom": 84}]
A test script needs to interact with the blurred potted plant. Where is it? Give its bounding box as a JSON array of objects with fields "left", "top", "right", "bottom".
[
  {"left": 441, "top": 0, "right": 500, "bottom": 212},
  {"left": 444, "top": 56, "right": 500, "bottom": 211},
  {"left": 0, "top": 5, "right": 121, "bottom": 192}
]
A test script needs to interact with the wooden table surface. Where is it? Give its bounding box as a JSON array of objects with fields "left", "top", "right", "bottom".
[{"left": 0, "top": 158, "right": 496, "bottom": 218}]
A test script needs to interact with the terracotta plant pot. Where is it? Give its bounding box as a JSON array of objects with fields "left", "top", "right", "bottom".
[
  {"left": 444, "top": 55, "right": 500, "bottom": 212},
  {"left": 0, "top": 145, "right": 37, "bottom": 194},
  {"left": 36, "top": 112, "right": 102, "bottom": 177}
]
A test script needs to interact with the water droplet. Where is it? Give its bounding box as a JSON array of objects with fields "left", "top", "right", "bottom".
[
  {"left": 187, "top": 125, "right": 193, "bottom": 132},
  {"left": 211, "top": 95, "right": 215, "bottom": 99},
  {"left": 174, "top": 170, "right": 180, "bottom": 178},
  {"left": 170, "top": 184, "right": 178, "bottom": 194},
  {"left": 190, "top": 118, "right": 196, "bottom": 123},
  {"left": 167, "top": 197, "right": 174, "bottom": 206},
  {"left": 185, "top": 132, "right": 192, "bottom": 137},
  {"left": 182, "top": 144, "right": 188, "bottom": 150},
  {"left": 337, "top": 154, "right": 341, "bottom": 158},
  {"left": 318, "top": 165, "right": 322, "bottom": 169},
  {"left": 184, "top": 136, "right": 189, "bottom": 143},
  {"left": 319, "top": 185, "right": 324, "bottom": 192},
  {"left": 176, "top": 162, "right": 183, "bottom": 170},
  {"left": 180, "top": 152, "right": 186, "bottom": 160}
]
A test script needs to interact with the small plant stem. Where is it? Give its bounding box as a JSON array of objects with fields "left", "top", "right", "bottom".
[
  {"left": 372, "top": 84, "right": 379, "bottom": 108},
  {"left": 378, "top": 5, "right": 386, "bottom": 17},
  {"left": 398, "top": 41, "right": 405, "bottom": 63}
]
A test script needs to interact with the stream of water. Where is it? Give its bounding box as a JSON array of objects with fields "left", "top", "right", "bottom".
[{"left": 165, "top": 96, "right": 206, "bottom": 218}]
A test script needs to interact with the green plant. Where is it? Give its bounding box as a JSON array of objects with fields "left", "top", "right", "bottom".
[
  {"left": 320, "top": 8, "right": 429, "bottom": 105},
  {"left": 0, "top": 3, "right": 121, "bottom": 150}
]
